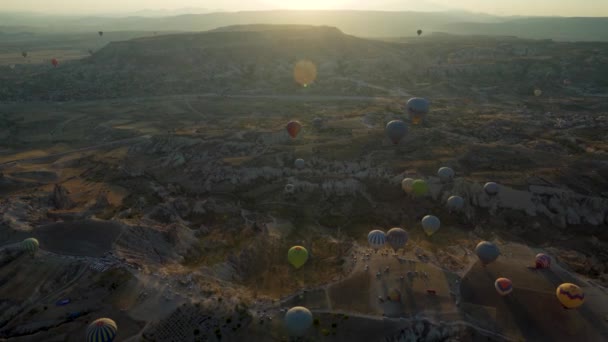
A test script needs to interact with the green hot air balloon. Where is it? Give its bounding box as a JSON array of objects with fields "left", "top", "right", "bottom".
[
  {"left": 87, "top": 318, "right": 117, "bottom": 342},
  {"left": 288, "top": 246, "right": 309, "bottom": 269},
  {"left": 285, "top": 306, "right": 313, "bottom": 337},
  {"left": 21, "top": 238, "right": 39, "bottom": 255},
  {"left": 411, "top": 179, "right": 429, "bottom": 197}
]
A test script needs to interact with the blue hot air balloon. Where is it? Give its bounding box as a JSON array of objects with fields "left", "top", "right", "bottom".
[
  {"left": 284, "top": 306, "right": 313, "bottom": 337},
  {"left": 475, "top": 241, "right": 500, "bottom": 265},
  {"left": 406, "top": 98, "right": 430, "bottom": 125},
  {"left": 385, "top": 120, "right": 408, "bottom": 145}
]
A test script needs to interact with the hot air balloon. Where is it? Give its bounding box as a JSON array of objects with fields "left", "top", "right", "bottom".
[
  {"left": 285, "top": 184, "right": 295, "bottom": 193},
  {"left": 475, "top": 241, "right": 500, "bottom": 265},
  {"left": 421, "top": 215, "right": 440, "bottom": 236},
  {"left": 9, "top": 64, "right": 15, "bottom": 70},
  {"left": 98, "top": 31, "right": 104, "bottom": 37},
  {"left": 288, "top": 246, "right": 309, "bottom": 269},
  {"left": 411, "top": 179, "right": 428, "bottom": 197},
  {"left": 534, "top": 89, "right": 542, "bottom": 97},
  {"left": 406, "top": 98, "right": 430, "bottom": 125},
  {"left": 484, "top": 182, "right": 499, "bottom": 196},
  {"left": 286, "top": 121, "right": 302, "bottom": 139},
  {"left": 556, "top": 283, "right": 584, "bottom": 309},
  {"left": 22, "top": 51, "right": 27, "bottom": 58},
  {"left": 401, "top": 178, "right": 414, "bottom": 194},
  {"left": 495, "top": 277, "right": 513, "bottom": 296},
  {"left": 386, "top": 228, "right": 408, "bottom": 252},
  {"left": 535, "top": 253, "right": 551, "bottom": 269},
  {"left": 284, "top": 306, "right": 313, "bottom": 337},
  {"left": 437, "top": 167, "right": 455, "bottom": 183},
  {"left": 388, "top": 288, "right": 401, "bottom": 302},
  {"left": 367, "top": 230, "right": 386, "bottom": 251},
  {"left": 447, "top": 195, "right": 464, "bottom": 212},
  {"left": 87, "top": 318, "right": 117, "bottom": 342},
  {"left": 385, "top": 120, "right": 408, "bottom": 145},
  {"left": 417, "top": 29, "right": 423, "bottom": 36},
  {"left": 21, "top": 238, "right": 39, "bottom": 255},
  {"left": 312, "top": 117, "right": 323, "bottom": 129},
  {"left": 294, "top": 159, "right": 305, "bottom": 170},
  {"left": 51, "top": 58, "right": 58, "bottom": 67}
]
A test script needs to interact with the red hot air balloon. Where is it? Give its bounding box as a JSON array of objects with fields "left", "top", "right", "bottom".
[
  {"left": 51, "top": 58, "right": 59, "bottom": 67},
  {"left": 286, "top": 121, "right": 302, "bottom": 139}
]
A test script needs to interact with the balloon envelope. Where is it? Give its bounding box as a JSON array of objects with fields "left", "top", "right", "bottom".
[
  {"left": 385, "top": 120, "right": 408, "bottom": 144},
  {"left": 401, "top": 178, "right": 414, "bottom": 193},
  {"left": 285, "top": 306, "right": 313, "bottom": 337},
  {"left": 312, "top": 117, "right": 323, "bottom": 129},
  {"left": 294, "top": 159, "right": 305, "bottom": 169},
  {"left": 447, "top": 195, "right": 464, "bottom": 211},
  {"left": 534, "top": 89, "right": 542, "bottom": 97},
  {"left": 87, "top": 318, "right": 117, "bottom": 342},
  {"left": 288, "top": 246, "right": 309, "bottom": 269},
  {"left": 495, "top": 278, "right": 513, "bottom": 296},
  {"left": 286, "top": 121, "right": 302, "bottom": 138},
  {"left": 417, "top": 29, "right": 423, "bottom": 36},
  {"left": 437, "top": 167, "right": 455, "bottom": 182},
  {"left": 484, "top": 182, "right": 499, "bottom": 195},
  {"left": 411, "top": 179, "right": 428, "bottom": 196},
  {"left": 367, "top": 230, "right": 386, "bottom": 250},
  {"left": 388, "top": 288, "right": 401, "bottom": 302},
  {"left": 421, "top": 215, "right": 440, "bottom": 236},
  {"left": 386, "top": 228, "right": 408, "bottom": 252},
  {"left": 21, "top": 238, "right": 39, "bottom": 254},
  {"left": 475, "top": 241, "right": 500, "bottom": 265},
  {"left": 51, "top": 58, "right": 58, "bottom": 67},
  {"left": 98, "top": 31, "right": 103, "bottom": 37},
  {"left": 285, "top": 184, "right": 295, "bottom": 193},
  {"left": 535, "top": 253, "right": 551, "bottom": 269},
  {"left": 556, "top": 283, "right": 584, "bottom": 309},
  {"left": 407, "top": 98, "right": 430, "bottom": 125}
]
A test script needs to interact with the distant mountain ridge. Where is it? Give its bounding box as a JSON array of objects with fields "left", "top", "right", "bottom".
[{"left": 1, "top": 10, "right": 607, "bottom": 41}]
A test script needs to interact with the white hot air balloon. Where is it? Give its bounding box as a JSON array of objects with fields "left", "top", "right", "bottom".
[
  {"left": 401, "top": 178, "right": 414, "bottom": 194},
  {"left": 447, "top": 195, "right": 464, "bottom": 212},
  {"left": 421, "top": 215, "right": 441, "bottom": 236},
  {"left": 437, "top": 167, "right": 455, "bottom": 183}
]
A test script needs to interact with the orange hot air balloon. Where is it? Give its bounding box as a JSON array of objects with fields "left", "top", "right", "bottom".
[
  {"left": 51, "top": 58, "right": 59, "bottom": 67},
  {"left": 286, "top": 121, "right": 302, "bottom": 139}
]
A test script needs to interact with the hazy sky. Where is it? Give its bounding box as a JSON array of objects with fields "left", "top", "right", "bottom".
[{"left": 2, "top": 0, "right": 608, "bottom": 16}]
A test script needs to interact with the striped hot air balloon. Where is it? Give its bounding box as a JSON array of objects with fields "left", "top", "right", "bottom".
[
  {"left": 367, "top": 230, "right": 386, "bottom": 251},
  {"left": 494, "top": 277, "right": 513, "bottom": 296},
  {"left": 535, "top": 253, "right": 551, "bottom": 269},
  {"left": 87, "top": 318, "right": 117, "bottom": 342},
  {"left": 386, "top": 228, "right": 408, "bottom": 252},
  {"left": 21, "top": 238, "right": 39, "bottom": 255},
  {"left": 556, "top": 283, "right": 584, "bottom": 309}
]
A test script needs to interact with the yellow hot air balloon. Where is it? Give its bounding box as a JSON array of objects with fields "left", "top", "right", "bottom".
[
  {"left": 288, "top": 246, "right": 309, "bottom": 269},
  {"left": 556, "top": 283, "right": 584, "bottom": 309}
]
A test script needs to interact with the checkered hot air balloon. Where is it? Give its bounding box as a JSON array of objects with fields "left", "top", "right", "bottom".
[
  {"left": 86, "top": 318, "right": 117, "bottom": 342},
  {"left": 367, "top": 230, "right": 386, "bottom": 251}
]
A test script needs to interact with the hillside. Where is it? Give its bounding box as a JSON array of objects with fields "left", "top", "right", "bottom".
[{"left": 2, "top": 25, "right": 608, "bottom": 102}]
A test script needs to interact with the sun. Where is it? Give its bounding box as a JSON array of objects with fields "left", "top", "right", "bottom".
[{"left": 263, "top": 0, "right": 352, "bottom": 10}]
